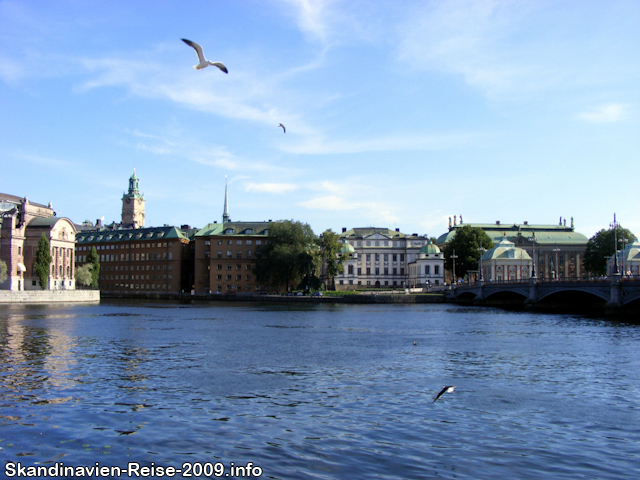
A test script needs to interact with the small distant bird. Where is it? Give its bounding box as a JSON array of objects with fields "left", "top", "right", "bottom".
[
  {"left": 181, "top": 38, "right": 228, "bottom": 73},
  {"left": 413, "top": 341, "right": 417, "bottom": 346},
  {"left": 433, "top": 386, "right": 456, "bottom": 403},
  {"left": 279, "top": 123, "right": 286, "bottom": 133}
]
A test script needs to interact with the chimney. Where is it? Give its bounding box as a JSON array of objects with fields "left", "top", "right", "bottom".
[
  {"left": 496, "top": 221, "right": 500, "bottom": 225},
  {"left": 396, "top": 228, "right": 400, "bottom": 232},
  {"left": 96, "top": 218, "right": 102, "bottom": 227},
  {"left": 523, "top": 221, "right": 528, "bottom": 225},
  {"left": 342, "top": 227, "right": 347, "bottom": 233}
]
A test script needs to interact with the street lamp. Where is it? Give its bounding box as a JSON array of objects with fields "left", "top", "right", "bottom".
[
  {"left": 450, "top": 250, "right": 458, "bottom": 287},
  {"left": 610, "top": 214, "right": 620, "bottom": 274},
  {"left": 477, "top": 246, "right": 486, "bottom": 281},
  {"left": 620, "top": 232, "right": 629, "bottom": 276},
  {"left": 528, "top": 231, "right": 537, "bottom": 278},
  {"left": 552, "top": 244, "right": 561, "bottom": 280}
]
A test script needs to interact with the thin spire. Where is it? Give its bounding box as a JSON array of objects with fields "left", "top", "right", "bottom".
[{"left": 222, "top": 176, "right": 230, "bottom": 223}]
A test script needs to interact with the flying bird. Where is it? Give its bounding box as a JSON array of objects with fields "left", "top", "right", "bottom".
[
  {"left": 181, "top": 38, "right": 228, "bottom": 73},
  {"left": 279, "top": 123, "right": 286, "bottom": 133},
  {"left": 433, "top": 386, "right": 456, "bottom": 403}
]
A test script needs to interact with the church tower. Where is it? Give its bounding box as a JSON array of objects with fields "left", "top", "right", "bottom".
[
  {"left": 121, "top": 169, "right": 145, "bottom": 228},
  {"left": 222, "top": 176, "right": 230, "bottom": 223}
]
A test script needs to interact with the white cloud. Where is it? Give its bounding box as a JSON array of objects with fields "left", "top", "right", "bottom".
[
  {"left": 577, "top": 103, "right": 627, "bottom": 123},
  {"left": 245, "top": 182, "right": 299, "bottom": 194},
  {"left": 298, "top": 195, "right": 358, "bottom": 210}
]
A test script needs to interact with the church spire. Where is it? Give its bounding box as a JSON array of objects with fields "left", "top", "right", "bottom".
[{"left": 222, "top": 176, "right": 230, "bottom": 223}]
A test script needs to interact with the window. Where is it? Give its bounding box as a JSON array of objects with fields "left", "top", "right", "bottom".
[
  {"left": 434, "top": 266, "right": 440, "bottom": 275},
  {"left": 392, "top": 254, "right": 397, "bottom": 262},
  {"left": 425, "top": 265, "right": 430, "bottom": 275},
  {"left": 383, "top": 254, "right": 388, "bottom": 261},
  {"left": 375, "top": 253, "right": 379, "bottom": 261},
  {"left": 384, "top": 267, "right": 388, "bottom": 275},
  {"left": 400, "top": 254, "right": 405, "bottom": 262},
  {"left": 205, "top": 240, "right": 211, "bottom": 246},
  {"left": 217, "top": 251, "right": 222, "bottom": 258},
  {"left": 375, "top": 267, "right": 379, "bottom": 275},
  {"left": 366, "top": 254, "right": 371, "bottom": 261},
  {"left": 348, "top": 265, "right": 354, "bottom": 275}
]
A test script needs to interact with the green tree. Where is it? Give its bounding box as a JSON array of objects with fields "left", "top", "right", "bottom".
[
  {"left": 254, "top": 220, "right": 320, "bottom": 292},
  {"left": 442, "top": 225, "right": 494, "bottom": 280},
  {"left": 0, "top": 259, "right": 8, "bottom": 285},
  {"left": 75, "top": 264, "right": 93, "bottom": 287},
  {"left": 86, "top": 246, "right": 101, "bottom": 288},
  {"left": 34, "top": 233, "right": 52, "bottom": 289},
  {"left": 318, "top": 229, "right": 346, "bottom": 288},
  {"left": 584, "top": 226, "right": 636, "bottom": 276}
]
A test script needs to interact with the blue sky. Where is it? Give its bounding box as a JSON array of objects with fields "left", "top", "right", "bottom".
[{"left": 1, "top": 0, "right": 638, "bottom": 239}]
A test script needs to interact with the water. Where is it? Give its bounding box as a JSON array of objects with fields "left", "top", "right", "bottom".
[{"left": 1, "top": 300, "right": 639, "bottom": 479}]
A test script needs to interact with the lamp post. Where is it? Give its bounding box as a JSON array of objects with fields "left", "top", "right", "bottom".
[
  {"left": 528, "top": 232, "right": 537, "bottom": 278},
  {"left": 610, "top": 214, "right": 620, "bottom": 275},
  {"left": 477, "top": 246, "right": 486, "bottom": 281},
  {"left": 552, "top": 244, "right": 561, "bottom": 280},
  {"left": 620, "top": 233, "right": 628, "bottom": 276},
  {"left": 450, "top": 250, "right": 458, "bottom": 288}
]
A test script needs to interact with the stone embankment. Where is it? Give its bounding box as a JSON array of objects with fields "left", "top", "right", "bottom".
[
  {"left": 100, "top": 291, "right": 447, "bottom": 304},
  {"left": 0, "top": 290, "right": 100, "bottom": 304}
]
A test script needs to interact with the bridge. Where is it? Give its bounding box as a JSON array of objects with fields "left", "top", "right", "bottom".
[{"left": 451, "top": 274, "right": 640, "bottom": 314}]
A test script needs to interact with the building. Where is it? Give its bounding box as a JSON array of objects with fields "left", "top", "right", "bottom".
[
  {"left": 479, "top": 236, "right": 532, "bottom": 281},
  {"left": 75, "top": 225, "right": 193, "bottom": 293},
  {"left": 407, "top": 241, "right": 445, "bottom": 287},
  {"left": 193, "top": 180, "right": 272, "bottom": 293},
  {"left": 333, "top": 227, "right": 432, "bottom": 290},
  {"left": 607, "top": 239, "right": 640, "bottom": 277},
  {"left": 436, "top": 216, "right": 588, "bottom": 279},
  {"left": 1, "top": 194, "right": 77, "bottom": 290},
  {"left": 121, "top": 169, "right": 145, "bottom": 228}
]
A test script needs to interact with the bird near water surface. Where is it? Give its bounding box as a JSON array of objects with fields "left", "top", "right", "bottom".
[
  {"left": 433, "top": 386, "right": 456, "bottom": 403},
  {"left": 181, "top": 38, "right": 228, "bottom": 73}
]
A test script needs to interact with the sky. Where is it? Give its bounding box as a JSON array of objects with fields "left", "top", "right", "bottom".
[{"left": 1, "top": 0, "right": 638, "bottom": 240}]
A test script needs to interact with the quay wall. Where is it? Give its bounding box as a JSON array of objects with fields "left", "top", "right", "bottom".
[
  {"left": 0, "top": 290, "right": 100, "bottom": 304},
  {"left": 100, "top": 292, "right": 447, "bottom": 304}
]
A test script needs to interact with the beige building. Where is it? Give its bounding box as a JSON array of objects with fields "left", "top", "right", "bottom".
[
  {"left": 436, "top": 216, "right": 588, "bottom": 280},
  {"left": 1, "top": 194, "right": 77, "bottom": 290},
  {"left": 607, "top": 239, "right": 640, "bottom": 277},
  {"left": 479, "top": 236, "right": 533, "bottom": 282}
]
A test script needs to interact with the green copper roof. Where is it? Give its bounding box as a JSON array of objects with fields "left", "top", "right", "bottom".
[
  {"left": 436, "top": 223, "right": 588, "bottom": 246},
  {"left": 76, "top": 225, "right": 191, "bottom": 243},
  {"left": 481, "top": 237, "right": 532, "bottom": 261},
  {"left": 342, "top": 227, "right": 410, "bottom": 239},
  {"left": 420, "top": 241, "right": 440, "bottom": 254},
  {"left": 195, "top": 221, "right": 273, "bottom": 237}
]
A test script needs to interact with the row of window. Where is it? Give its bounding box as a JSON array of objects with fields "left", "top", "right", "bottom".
[
  {"left": 349, "top": 240, "right": 411, "bottom": 247},
  {"left": 80, "top": 252, "right": 174, "bottom": 262},
  {"left": 103, "top": 284, "right": 172, "bottom": 290},
  {"left": 214, "top": 264, "right": 252, "bottom": 271},
  {"left": 205, "top": 251, "right": 253, "bottom": 259},
  {"left": 101, "top": 264, "right": 172, "bottom": 272},
  {"left": 100, "top": 274, "right": 172, "bottom": 281},
  {"left": 211, "top": 274, "right": 252, "bottom": 281},
  {"left": 345, "top": 267, "right": 407, "bottom": 276},
  {"left": 77, "top": 242, "right": 173, "bottom": 251},
  {"left": 204, "top": 239, "right": 263, "bottom": 246}
]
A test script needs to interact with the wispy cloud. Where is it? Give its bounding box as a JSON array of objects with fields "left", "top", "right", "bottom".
[
  {"left": 281, "top": 131, "right": 482, "bottom": 155},
  {"left": 299, "top": 195, "right": 359, "bottom": 210},
  {"left": 577, "top": 103, "right": 627, "bottom": 123},
  {"left": 245, "top": 182, "right": 299, "bottom": 194},
  {"left": 10, "top": 151, "right": 78, "bottom": 168}
]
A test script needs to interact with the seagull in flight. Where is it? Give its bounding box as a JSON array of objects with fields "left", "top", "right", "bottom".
[
  {"left": 433, "top": 386, "right": 456, "bottom": 403},
  {"left": 279, "top": 123, "right": 286, "bottom": 133},
  {"left": 181, "top": 38, "right": 228, "bottom": 73}
]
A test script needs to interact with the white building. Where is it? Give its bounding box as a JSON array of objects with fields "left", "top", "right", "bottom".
[
  {"left": 334, "top": 227, "right": 431, "bottom": 290},
  {"left": 408, "top": 241, "right": 445, "bottom": 287}
]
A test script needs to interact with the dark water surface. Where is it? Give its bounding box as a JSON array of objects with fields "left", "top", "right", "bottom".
[{"left": 1, "top": 300, "right": 639, "bottom": 479}]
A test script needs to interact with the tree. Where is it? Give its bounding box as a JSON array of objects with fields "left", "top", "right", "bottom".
[
  {"left": 75, "top": 264, "right": 93, "bottom": 287},
  {"left": 0, "top": 259, "right": 8, "bottom": 285},
  {"left": 86, "top": 246, "right": 101, "bottom": 288},
  {"left": 442, "top": 225, "right": 494, "bottom": 280},
  {"left": 253, "top": 220, "right": 320, "bottom": 292},
  {"left": 584, "top": 226, "right": 636, "bottom": 276},
  {"left": 318, "top": 229, "right": 346, "bottom": 288},
  {"left": 34, "top": 233, "right": 52, "bottom": 289}
]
